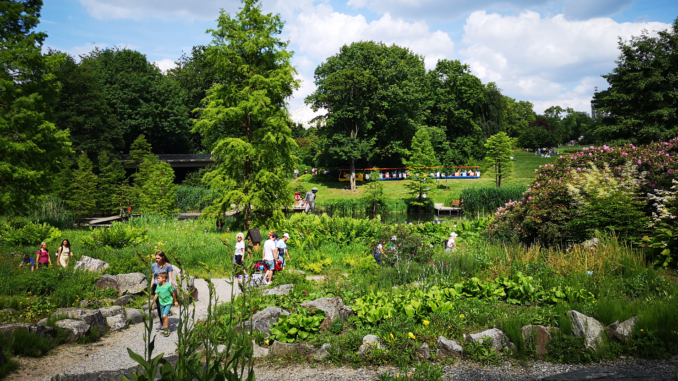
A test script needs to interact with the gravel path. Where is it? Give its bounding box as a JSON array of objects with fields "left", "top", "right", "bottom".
[{"left": 6, "top": 278, "right": 238, "bottom": 381}]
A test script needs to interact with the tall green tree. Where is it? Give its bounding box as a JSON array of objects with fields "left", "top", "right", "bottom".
[
  {"left": 484, "top": 132, "right": 514, "bottom": 188},
  {"left": 403, "top": 129, "right": 438, "bottom": 208},
  {"left": 0, "top": 0, "right": 72, "bottom": 213},
  {"left": 97, "top": 151, "right": 126, "bottom": 215},
  {"left": 592, "top": 18, "right": 678, "bottom": 145},
  {"left": 194, "top": 0, "right": 299, "bottom": 229},
  {"left": 502, "top": 96, "right": 536, "bottom": 138},
  {"left": 134, "top": 155, "right": 176, "bottom": 215},
  {"left": 67, "top": 153, "right": 98, "bottom": 218}
]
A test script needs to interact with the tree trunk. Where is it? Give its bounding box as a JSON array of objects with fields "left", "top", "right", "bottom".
[
  {"left": 350, "top": 158, "right": 356, "bottom": 191},
  {"left": 497, "top": 162, "right": 502, "bottom": 188}
]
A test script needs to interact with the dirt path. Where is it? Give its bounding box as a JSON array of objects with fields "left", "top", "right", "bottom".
[{"left": 7, "top": 278, "right": 238, "bottom": 381}]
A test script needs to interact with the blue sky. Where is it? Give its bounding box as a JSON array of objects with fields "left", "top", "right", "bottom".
[{"left": 39, "top": 0, "right": 678, "bottom": 125}]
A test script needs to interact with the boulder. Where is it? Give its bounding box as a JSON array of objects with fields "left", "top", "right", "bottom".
[
  {"left": 0, "top": 323, "right": 56, "bottom": 340},
  {"left": 36, "top": 318, "right": 48, "bottom": 326},
  {"left": 1, "top": 308, "right": 17, "bottom": 315},
  {"left": 297, "top": 343, "right": 318, "bottom": 357},
  {"left": 74, "top": 255, "right": 110, "bottom": 272},
  {"left": 99, "top": 305, "right": 125, "bottom": 318},
  {"left": 125, "top": 309, "right": 145, "bottom": 324},
  {"left": 358, "top": 335, "right": 383, "bottom": 356},
  {"left": 53, "top": 308, "right": 107, "bottom": 335},
  {"left": 521, "top": 325, "right": 559, "bottom": 357},
  {"left": 436, "top": 336, "right": 463, "bottom": 359},
  {"left": 114, "top": 294, "right": 135, "bottom": 306},
  {"left": 106, "top": 315, "right": 127, "bottom": 331},
  {"left": 465, "top": 328, "right": 515, "bottom": 352},
  {"left": 253, "top": 341, "right": 269, "bottom": 358},
  {"left": 417, "top": 343, "right": 430, "bottom": 360},
  {"left": 79, "top": 300, "right": 103, "bottom": 308},
  {"left": 606, "top": 316, "right": 637, "bottom": 344},
  {"left": 271, "top": 341, "right": 298, "bottom": 357},
  {"left": 94, "top": 274, "right": 119, "bottom": 292},
  {"left": 262, "top": 284, "right": 294, "bottom": 296},
  {"left": 243, "top": 307, "right": 289, "bottom": 335},
  {"left": 56, "top": 319, "right": 90, "bottom": 342},
  {"left": 568, "top": 310, "right": 604, "bottom": 350},
  {"left": 116, "top": 273, "right": 148, "bottom": 295},
  {"left": 300, "top": 297, "right": 353, "bottom": 330},
  {"left": 313, "top": 343, "right": 331, "bottom": 361}
]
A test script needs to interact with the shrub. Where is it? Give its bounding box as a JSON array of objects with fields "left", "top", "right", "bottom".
[
  {"left": 80, "top": 222, "right": 148, "bottom": 249},
  {"left": 455, "top": 186, "right": 527, "bottom": 216},
  {"left": 9, "top": 328, "right": 54, "bottom": 357},
  {"left": 0, "top": 218, "right": 61, "bottom": 246},
  {"left": 175, "top": 186, "right": 222, "bottom": 213}
]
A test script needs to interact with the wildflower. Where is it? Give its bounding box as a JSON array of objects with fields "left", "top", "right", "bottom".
[
  {"left": 390, "top": 333, "right": 395, "bottom": 340},
  {"left": 641, "top": 329, "right": 644, "bottom": 332},
  {"left": 459, "top": 314, "right": 465, "bottom": 319},
  {"left": 408, "top": 332, "right": 416, "bottom": 340},
  {"left": 423, "top": 320, "right": 430, "bottom": 326},
  {"left": 265, "top": 340, "right": 270, "bottom": 345}
]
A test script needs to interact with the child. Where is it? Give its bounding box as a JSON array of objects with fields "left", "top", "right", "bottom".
[
  {"left": 19, "top": 254, "right": 35, "bottom": 272},
  {"left": 151, "top": 272, "right": 179, "bottom": 337}
]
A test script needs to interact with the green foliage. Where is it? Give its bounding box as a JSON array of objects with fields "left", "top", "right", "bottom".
[
  {"left": 361, "top": 181, "right": 384, "bottom": 215},
  {"left": 377, "top": 363, "right": 443, "bottom": 381},
  {"left": 29, "top": 195, "right": 74, "bottom": 230},
  {"left": 643, "top": 179, "right": 678, "bottom": 267},
  {"left": 134, "top": 155, "right": 177, "bottom": 215},
  {"left": 546, "top": 333, "right": 598, "bottom": 364},
  {"left": 484, "top": 132, "right": 514, "bottom": 187},
  {"left": 269, "top": 308, "right": 325, "bottom": 343},
  {"left": 67, "top": 153, "right": 99, "bottom": 219},
  {"left": 0, "top": 327, "right": 54, "bottom": 358},
  {"left": 455, "top": 186, "right": 527, "bottom": 216},
  {"left": 502, "top": 97, "right": 536, "bottom": 138},
  {"left": 194, "top": 0, "right": 298, "bottom": 230},
  {"left": 0, "top": 218, "right": 61, "bottom": 246},
  {"left": 403, "top": 129, "right": 438, "bottom": 207},
  {"left": 97, "top": 151, "right": 126, "bottom": 215},
  {"left": 80, "top": 222, "right": 148, "bottom": 250},
  {"left": 464, "top": 337, "right": 501, "bottom": 365},
  {"left": 176, "top": 186, "right": 222, "bottom": 213}
]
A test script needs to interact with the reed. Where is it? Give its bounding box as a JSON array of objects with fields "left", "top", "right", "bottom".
[
  {"left": 454, "top": 186, "right": 527, "bottom": 216},
  {"left": 175, "top": 186, "right": 223, "bottom": 213}
]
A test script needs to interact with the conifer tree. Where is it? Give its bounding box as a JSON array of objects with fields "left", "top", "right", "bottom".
[
  {"left": 67, "top": 153, "right": 98, "bottom": 218},
  {"left": 135, "top": 155, "right": 176, "bottom": 215},
  {"left": 484, "top": 132, "right": 514, "bottom": 188},
  {"left": 403, "top": 129, "right": 438, "bottom": 209},
  {"left": 97, "top": 151, "right": 126, "bottom": 215}
]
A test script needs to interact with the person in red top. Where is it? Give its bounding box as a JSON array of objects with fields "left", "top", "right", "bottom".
[{"left": 35, "top": 242, "right": 52, "bottom": 269}]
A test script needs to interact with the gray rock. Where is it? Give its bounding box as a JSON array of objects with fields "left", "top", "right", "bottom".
[
  {"left": 0, "top": 323, "right": 56, "bottom": 340},
  {"left": 606, "top": 316, "right": 637, "bottom": 344},
  {"left": 417, "top": 343, "right": 430, "bottom": 360},
  {"left": 358, "top": 334, "right": 383, "bottom": 356},
  {"left": 114, "top": 294, "right": 135, "bottom": 306},
  {"left": 568, "top": 310, "right": 604, "bottom": 350},
  {"left": 297, "top": 343, "right": 318, "bottom": 357},
  {"left": 313, "top": 343, "right": 331, "bottom": 361},
  {"left": 262, "top": 284, "right": 294, "bottom": 296},
  {"left": 521, "top": 325, "right": 559, "bottom": 357},
  {"left": 216, "top": 344, "right": 227, "bottom": 354},
  {"left": 436, "top": 336, "right": 463, "bottom": 359},
  {"left": 37, "top": 318, "right": 48, "bottom": 326},
  {"left": 106, "top": 315, "right": 127, "bottom": 331},
  {"left": 286, "top": 269, "right": 306, "bottom": 276},
  {"left": 79, "top": 299, "right": 102, "bottom": 308},
  {"left": 56, "top": 319, "right": 91, "bottom": 342},
  {"left": 94, "top": 274, "right": 118, "bottom": 292},
  {"left": 542, "top": 367, "right": 662, "bottom": 380},
  {"left": 115, "top": 273, "right": 148, "bottom": 295},
  {"left": 271, "top": 341, "right": 298, "bottom": 357},
  {"left": 74, "top": 255, "right": 110, "bottom": 272},
  {"left": 253, "top": 341, "right": 269, "bottom": 358},
  {"left": 1, "top": 308, "right": 17, "bottom": 314},
  {"left": 243, "top": 307, "right": 289, "bottom": 335},
  {"left": 125, "top": 308, "right": 144, "bottom": 324},
  {"left": 53, "top": 308, "right": 107, "bottom": 336},
  {"left": 300, "top": 297, "right": 352, "bottom": 330},
  {"left": 465, "top": 328, "right": 515, "bottom": 352},
  {"left": 98, "top": 305, "right": 125, "bottom": 318}
]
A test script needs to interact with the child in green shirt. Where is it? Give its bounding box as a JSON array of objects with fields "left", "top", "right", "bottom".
[{"left": 152, "top": 272, "right": 178, "bottom": 337}]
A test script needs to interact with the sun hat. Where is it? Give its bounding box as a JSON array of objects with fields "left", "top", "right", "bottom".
[
  {"left": 450, "top": 232, "right": 458, "bottom": 237},
  {"left": 283, "top": 233, "right": 290, "bottom": 238},
  {"left": 390, "top": 236, "right": 397, "bottom": 241}
]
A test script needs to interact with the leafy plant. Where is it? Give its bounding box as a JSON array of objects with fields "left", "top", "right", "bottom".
[
  {"left": 269, "top": 308, "right": 325, "bottom": 343},
  {"left": 0, "top": 218, "right": 61, "bottom": 246},
  {"left": 464, "top": 337, "right": 500, "bottom": 365},
  {"left": 80, "top": 222, "right": 148, "bottom": 249}
]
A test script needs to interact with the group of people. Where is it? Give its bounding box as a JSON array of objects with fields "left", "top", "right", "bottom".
[
  {"left": 535, "top": 148, "right": 559, "bottom": 158},
  {"left": 451, "top": 169, "right": 479, "bottom": 177},
  {"left": 371, "top": 231, "right": 459, "bottom": 265},
  {"left": 294, "top": 167, "right": 318, "bottom": 178},
  {"left": 19, "top": 239, "right": 74, "bottom": 271},
  {"left": 260, "top": 231, "right": 291, "bottom": 285}
]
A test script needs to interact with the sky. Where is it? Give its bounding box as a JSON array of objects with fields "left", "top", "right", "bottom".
[{"left": 40, "top": 0, "right": 678, "bottom": 126}]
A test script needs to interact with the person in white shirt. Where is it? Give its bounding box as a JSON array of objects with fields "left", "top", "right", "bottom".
[
  {"left": 234, "top": 232, "right": 247, "bottom": 268},
  {"left": 446, "top": 232, "right": 458, "bottom": 252},
  {"left": 262, "top": 232, "right": 278, "bottom": 285},
  {"left": 277, "top": 233, "right": 291, "bottom": 269}
]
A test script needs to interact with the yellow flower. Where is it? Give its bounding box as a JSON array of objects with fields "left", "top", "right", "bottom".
[
  {"left": 459, "top": 314, "right": 465, "bottom": 319},
  {"left": 423, "top": 320, "right": 430, "bottom": 326},
  {"left": 408, "top": 332, "right": 416, "bottom": 340},
  {"left": 640, "top": 329, "right": 644, "bottom": 332},
  {"left": 265, "top": 340, "right": 269, "bottom": 345},
  {"left": 390, "top": 333, "right": 394, "bottom": 340}
]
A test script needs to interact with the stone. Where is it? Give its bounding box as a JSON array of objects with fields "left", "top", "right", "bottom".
[
  {"left": 313, "top": 343, "right": 331, "bottom": 361},
  {"left": 297, "top": 343, "right": 318, "bottom": 357},
  {"left": 56, "top": 319, "right": 91, "bottom": 342},
  {"left": 115, "top": 273, "right": 148, "bottom": 295},
  {"left": 417, "top": 343, "right": 430, "bottom": 360},
  {"left": 568, "top": 310, "right": 604, "bottom": 350},
  {"left": 243, "top": 307, "right": 289, "bottom": 335},
  {"left": 79, "top": 300, "right": 102, "bottom": 308},
  {"left": 286, "top": 269, "right": 306, "bottom": 276},
  {"left": 37, "top": 318, "right": 48, "bottom": 326},
  {"left": 465, "top": 328, "right": 515, "bottom": 352},
  {"left": 271, "top": 341, "right": 298, "bottom": 357},
  {"left": 216, "top": 344, "right": 227, "bottom": 354},
  {"left": 1, "top": 308, "right": 17, "bottom": 314},
  {"left": 53, "top": 308, "right": 107, "bottom": 336},
  {"left": 358, "top": 335, "right": 383, "bottom": 356},
  {"left": 262, "top": 284, "right": 294, "bottom": 296},
  {"left": 542, "top": 367, "right": 663, "bottom": 380},
  {"left": 94, "top": 274, "right": 119, "bottom": 292},
  {"left": 521, "top": 325, "right": 559, "bottom": 357},
  {"left": 114, "top": 294, "right": 135, "bottom": 306},
  {"left": 436, "top": 336, "right": 463, "bottom": 359},
  {"left": 253, "top": 341, "right": 269, "bottom": 358},
  {"left": 74, "top": 255, "right": 110, "bottom": 272},
  {"left": 300, "top": 297, "right": 352, "bottom": 330},
  {"left": 606, "top": 316, "right": 637, "bottom": 343},
  {"left": 98, "top": 305, "right": 125, "bottom": 318},
  {"left": 0, "top": 323, "right": 56, "bottom": 340},
  {"left": 125, "top": 309, "right": 145, "bottom": 324},
  {"left": 106, "top": 315, "right": 128, "bottom": 331}
]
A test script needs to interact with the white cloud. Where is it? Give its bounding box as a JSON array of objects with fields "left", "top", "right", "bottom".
[
  {"left": 345, "top": 0, "right": 553, "bottom": 20},
  {"left": 459, "top": 11, "right": 671, "bottom": 113},
  {"left": 154, "top": 58, "right": 177, "bottom": 73},
  {"left": 289, "top": 72, "right": 326, "bottom": 127}
]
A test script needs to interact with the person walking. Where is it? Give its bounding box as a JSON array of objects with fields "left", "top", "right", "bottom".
[
  {"left": 446, "top": 232, "right": 458, "bottom": 252},
  {"left": 373, "top": 240, "right": 386, "bottom": 265},
  {"left": 216, "top": 213, "right": 224, "bottom": 232},
  {"left": 234, "top": 232, "right": 247, "bottom": 268},
  {"left": 262, "top": 232, "right": 278, "bottom": 285},
  {"left": 35, "top": 242, "right": 51, "bottom": 269},
  {"left": 151, "top": 251, "right": 174, "bottom": 324},
  {"left": 277, "top": 233, "right": 291, "bottom": 270},
  {"left": 304, "top": 187, "right": 318, "bottom": 214},
  {"left": 151, "top": 272, "right": 178, "bottom": 337},
  {"left": 19, "top": 254, "right": 35, "bottom": 271},
  {"left": 56, "top": 239, "right": 74, "bottom": 268}
]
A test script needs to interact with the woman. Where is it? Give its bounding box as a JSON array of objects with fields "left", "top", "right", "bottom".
[
  {"left": 57, "top": 239, "right": 73, "bottom": 268},
  {"left": 234, "top": 232, "right": 247, "bottom": 267},
  {"left": 216, "top": 213, "right": 224, "bottom": 232},
  {"left": 151, "top": 251, "right": 174, "bottom": 321},
  {"left": 446, "top": 232, "right": 458, "bottom": 253},
  {"left": 35, "top": 242, "right": 51, "bottom": 269}
]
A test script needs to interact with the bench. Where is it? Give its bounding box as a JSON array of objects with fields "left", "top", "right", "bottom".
[{"left": 450, "top": 200, "right": 462, "bottom": 207}]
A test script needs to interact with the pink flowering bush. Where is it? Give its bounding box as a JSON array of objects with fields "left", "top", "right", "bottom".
[{"left": 489, "top": 138, "right": 678, "bottom": 246}]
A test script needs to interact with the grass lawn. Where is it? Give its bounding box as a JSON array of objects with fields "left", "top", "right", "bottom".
[{"left": 299, "top": 151, "right": 559, "bottom": 203}]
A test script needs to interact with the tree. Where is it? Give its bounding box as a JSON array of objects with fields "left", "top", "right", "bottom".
[
  {"left": 194, "top": 0, "right": 299, "bottom": 229},
  {"left": 592, "top": 18, "right": 678, "bottom": 145},
  {"left": 134, "top": 155, "right": 176, "bottom": 215},
  {"left": 362, "top": 180, "right": 384, "bottom": 215},
  {"left": 97, "top": 151, "right": 126, "bottom": 215},
  {"left": 502, "top": 97, "right": 536, "bottom": 138},
  {"left": 129, "top": 134, "right": 152, "bottom": 163},
  {"left": 0, "top": 0, "right": 72, "bottom": 214},
  {"left": 484, "top": 132, "right": 514, "bottom": 188},
  {"left": 403, "top": 129, "right": 438, "bottom": 208},
  {"left": 518, "top": 118, "right": 558, "bottom": 149},
  {"left": 67, "top": 153, "right": 98, "bottom": 218}
]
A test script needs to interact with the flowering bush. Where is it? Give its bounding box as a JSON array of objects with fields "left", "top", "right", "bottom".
[
  {"left": 489, "top": 138, "right": 678, "bottom": 246},
  {"left": 643, "top": 179, "right": 678, "bottom": 267}
]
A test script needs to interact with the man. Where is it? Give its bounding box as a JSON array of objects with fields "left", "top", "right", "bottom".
[
  {"left": 262, "top": 232, "right": 278, "bottom": 285},
  {"left": 277, "top": 233, "right": 291, "bottom": 270},
  {"left": 304, "top": 187, "right": 318, "bottom": 214}
]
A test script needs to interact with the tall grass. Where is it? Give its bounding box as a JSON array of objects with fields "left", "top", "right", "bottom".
[
  {"left": 316, "top": 198, "right": 408, "bottom": 216},
  {"left": 454, "top": 186, "right": 527, "bottom": 215},
  {"left": 175, "top": 186, "right": 223, "bottom": 213},
  {"left": 29, "top": 195, "right": 74, "bottom": 229}
]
